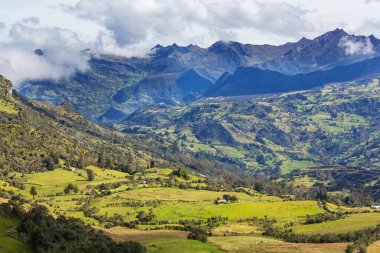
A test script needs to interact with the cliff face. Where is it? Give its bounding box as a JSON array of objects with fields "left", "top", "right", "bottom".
[{"left": 0, "top": 75, "right": 13, "bottom": 98}]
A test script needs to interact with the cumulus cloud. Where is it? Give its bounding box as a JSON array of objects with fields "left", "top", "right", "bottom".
[
  {"left": 65, "top": 0, "right": 316, "bottom": 55},
  {"left": 9, "top": 23, "right": 83, "bottom": 49},
  {"left": 339, "top": 36, "right": 374, "bottom": 56},
  {"left": 0, "top": 23, "right": 89, "bottom": 86}
]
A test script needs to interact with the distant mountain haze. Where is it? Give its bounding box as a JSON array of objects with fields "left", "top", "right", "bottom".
[{"left": 18, "top": 29, "right": 380, "bottom": 122}]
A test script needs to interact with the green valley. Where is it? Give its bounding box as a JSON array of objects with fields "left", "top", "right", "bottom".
[{"left": 122, "top": 79, "right": 380, "bottom": 176}]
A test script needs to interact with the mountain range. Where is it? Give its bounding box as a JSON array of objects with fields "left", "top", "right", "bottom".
[{"left": 18, "top": 28, "right": 380, "bottom": 122}]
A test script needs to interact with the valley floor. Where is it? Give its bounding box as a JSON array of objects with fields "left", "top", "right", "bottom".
[{"left": 1, "top": 166, "right": 379, "bottom": 253}]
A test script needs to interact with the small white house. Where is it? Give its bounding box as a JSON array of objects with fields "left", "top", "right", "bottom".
[
  {"left": 214, "top": 199, "right": 228, "bottom": 205},
  {"left": 371, "top": 205, "right": 380, "bottom": 210}
]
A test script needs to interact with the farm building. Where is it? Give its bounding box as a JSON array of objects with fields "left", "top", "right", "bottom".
[
  {"left": 371, "top": 205, "right": 380, "bottom": 210},
  {"left": 214, "top": 199, "right": 228, "bottom": 205}
]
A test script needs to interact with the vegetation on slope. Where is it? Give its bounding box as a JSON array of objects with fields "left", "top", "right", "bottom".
[
  {"left": 0, "top": 75, "right": 163, "bottom": 173},
  {"left": 122, "top": 79, "right": 380, "bottom": 178},
  {"left": 0, "top": 200, "right": 146, "bottom": 253}
]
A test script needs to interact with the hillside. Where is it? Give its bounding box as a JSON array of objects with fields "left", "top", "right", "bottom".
[
  {"left": 3, "top": 77, "right": 380, "bottom": 253},
  {"left": 122, "top": 79, "right": 380, "bottom": 181},
  {"left": 207, "top": 56, "right": 380, "bottom": 96},
  {"left": 0, "top": 75, "right": 158, "bottom": 173},
  {"left": 1, "top": 75, "right": 246, "bottom": 182}
]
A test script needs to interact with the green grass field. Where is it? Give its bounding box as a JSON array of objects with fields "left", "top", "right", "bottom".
[
  {"left": 1, "top": 167, "right": 324, "bottom": 225},
  {"left": 153, "top": 200, "right": 322, "bottom": 223},
  {"left": 0, "top": 218, "right": 30, "bottom": 253},
  {"left": 113, "top": 187, "right": 277, "bottom": 202},
  {"left": 2, "top": 166, "right": 377, "bottom": 253},
  {"left": 208, "top": 236, "right": 348, "bottom": 253},
  {"left": 146, "top": 239, "right": 224, "bottom": 253},
  {"left": 293, "top": 213, "right": 380, "bottom": 234},
  {"left": 281, "top": 160, "right": 320, "bottom": 174}
]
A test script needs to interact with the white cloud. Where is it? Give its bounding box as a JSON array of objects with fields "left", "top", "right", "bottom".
[
  {"left": 9, "top": 23, "right": 83, "bottom": 49},
  {"left": 93, "top": 32, "right": 149, "bottom": 57},
  {"left": 21, "top": 17, "right": 40, "bottom": 25},
  {"left": 339, "top": 36, "right": 374, "bottom": 56},
  {"left": 0, "top": 23, "right": 89, "bottom": 86},
  {"left": 66, "top": 0, "right": 316, "bottom": 53}
]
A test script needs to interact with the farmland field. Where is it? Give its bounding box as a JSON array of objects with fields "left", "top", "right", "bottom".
[
  {"left": 1, "top": 166, "right": 379, "bottom": 253},
  {"left": 101, "top": 227, "right": 189, "bottom": 244},
  {"left": 146, "top": 239, "right": 225, "bottom": 253},
  {"left": 293, "top": 213, "right": 380, "bottom": 234},
  {"left": 209, "top": 236, "right": 348, "bottom": 253}
]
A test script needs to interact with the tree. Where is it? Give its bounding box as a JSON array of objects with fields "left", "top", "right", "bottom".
[
  {"left": 171, "top": 168, "right": 190, "bottom": 180},
  {"left": 73, "top": 185, "right": 79, "bottom": 194},
  {"left": 223, "top": 194, "right": 238, "bottom": 202},
  {"left": 136, "top": 209, "right": 155, "bottom": 222},
  {"left": 64, "top": 183, "right": 75, "bottom": 195},
  {"left": 316, "top": 187, "right": 328, "bottom": 201},
  {"left": 186, "top": 225, "right": 208, "bottom": 242},
  {"left": 256, "top": 154, "right": 266, "bottom": 165},
  {"left": 86, "top": 169, "right": 95, "bottom": 181},
  {"left": 30, "top": 186, "right": 37, "bottom": 199},
  {"left": 43, "top": 156, "right": 55, "bottom": 171}
]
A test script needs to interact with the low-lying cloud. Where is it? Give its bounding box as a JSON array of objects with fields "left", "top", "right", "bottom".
[
  {"left": 0, "top": 23, "right": 89, "bottom": 86},
  {"left": 339, "top": 36, "right": 374, "bottom": 56},
  {"left": 0, "top": 46, "right": 88, "bottom": 86}
]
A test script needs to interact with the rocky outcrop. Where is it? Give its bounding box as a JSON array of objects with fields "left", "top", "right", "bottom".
[{"left": 0, "top": 75, "right": 13, "bottom": 98}]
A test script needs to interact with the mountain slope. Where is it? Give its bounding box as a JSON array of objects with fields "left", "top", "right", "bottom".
[
  {"left": 122, "top": 79, "right": 380, "bottom": 173},
  {"left": 17, "top": 39, "right": 301, "bottom": 119},
  {"left": 208, "top": 56, "right": 380, "bottom": 97},
  {"left": 18, "top": 29, "right": 380, "bottom": 120},
  {"left": 0, "top": 75, "right": 156, "bottom": 172},
  {"left": 258, "top": 29, "right": 380, "bottom": 74}
]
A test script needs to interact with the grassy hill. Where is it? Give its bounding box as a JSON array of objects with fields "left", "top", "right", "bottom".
[
  {"left": 122, "top": 79, "right": 380, "bottom": 177},
  {"left": 0, "top": 75, "right": 169, "bottom": 174}
]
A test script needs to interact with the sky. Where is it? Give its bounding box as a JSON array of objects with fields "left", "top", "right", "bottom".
[{"left": 1, "top": 0, "right": 380, "bottom": 84}]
